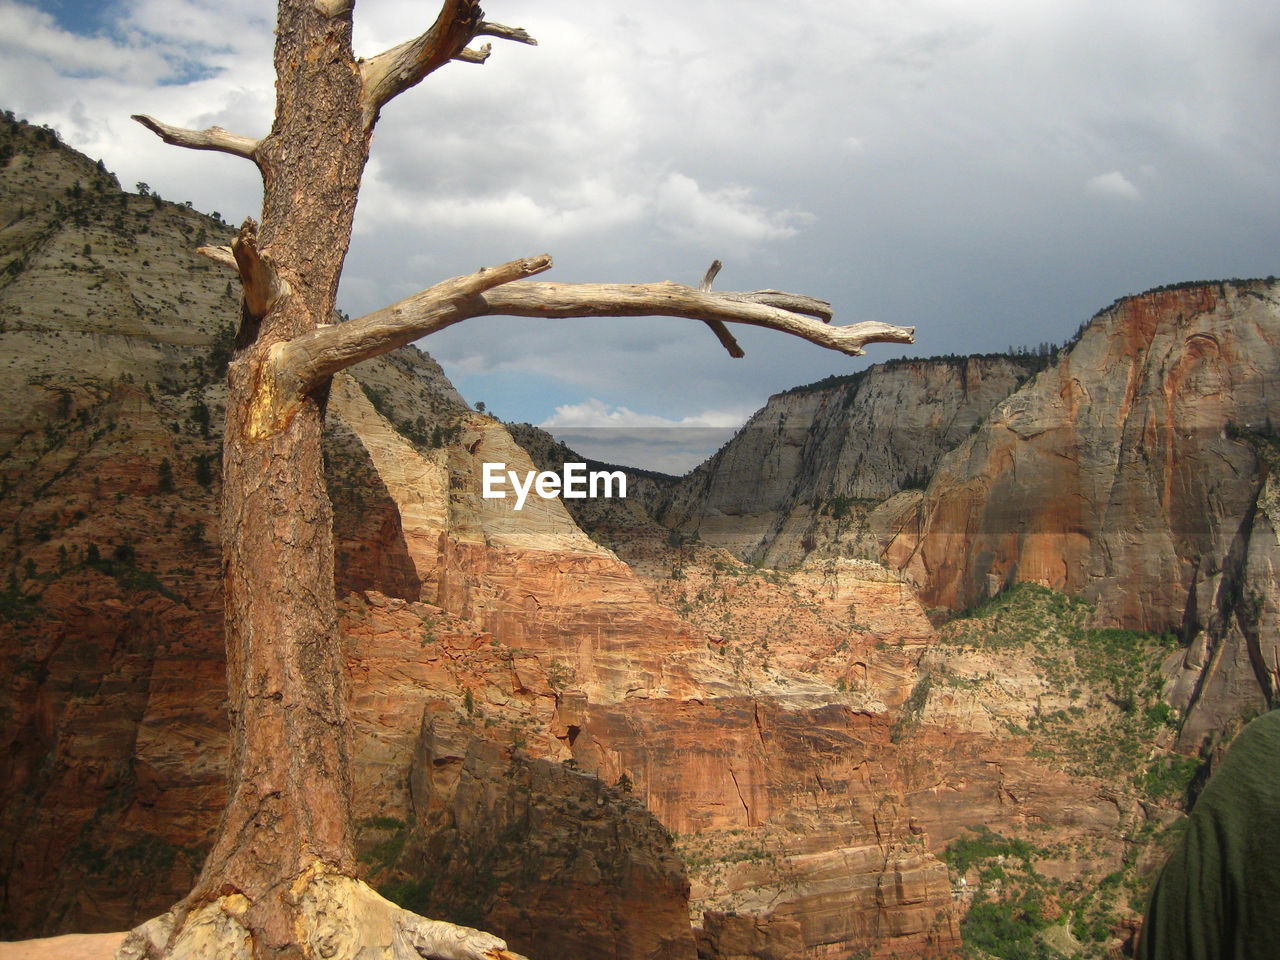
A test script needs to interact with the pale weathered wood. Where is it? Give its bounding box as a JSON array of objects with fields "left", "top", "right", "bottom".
[
  {"left": 722, "top": 289, "right": 833, "bottom": 320},
  {"left": 196, "top": 246, "right": 236, "bottom": 269},
  {"left": 478, "top": 21, "right": 537, "bottom": 46},
  {"left": 482, "top": 281, "right": 911, "bottom": 355},
  {"left": 358, "top": 1, "right": 535, "bottom": 127},
  {"left": 693, "top": 260, "right": 742, "bottom": 357},
  {"left": 279, "top": 263, "right": 915, "bottom": 395},
  {"left": 455, "top": 43, "right": 493, "bottom": 64},
  {"left": 313, "top": 0, "right": 352, "bottom": 16},
  {"left": 279, "top": 254, "right": 555, "bottom": 390},
  {"left": 131, "top": 115, "right": 259, "bottom": 161}
]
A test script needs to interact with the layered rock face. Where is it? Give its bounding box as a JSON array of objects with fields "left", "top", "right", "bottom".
[
  {"left": 655, "top": 356, "right": 1038, "bottom": 566},
  {"left": 884, "top": 283, "right": 1278, "bottom": 623},
  {"left": 651, "top": 278, "right": 1280, "bottom": 749},
  {"left": 877, "top": 282, "right": 1280, "bottom": 745}
]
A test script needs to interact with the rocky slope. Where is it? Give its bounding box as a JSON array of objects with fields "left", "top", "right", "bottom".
[
  {"left": 0, "top": 112, "right": 1231, "bottom": 960},
  {"left": 0, "top": 114, "right": 693, "bottom": 954},
  {"left": 647, "top": 356, "right": 1041, "bottom": 566}
]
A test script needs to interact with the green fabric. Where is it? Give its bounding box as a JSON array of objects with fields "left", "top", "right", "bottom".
[{"left": 1137, "top": 709, "right": 1280, "bottom": 960}]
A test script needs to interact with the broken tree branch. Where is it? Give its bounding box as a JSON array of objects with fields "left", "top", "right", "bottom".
[
  {"left": 131, "top": 115, "right": 260, "bottom": 161},
  {"left": 279, "top": 255, "right": 556, "bottom": 391},
  {"left": 477, "top": 22, "right": 537, "bottom": 46},
  {"left": 198, "top": 246, "right": 237, "bottom": 270},
  {"left": 231, "top": 220, "right": 288, "bottom": 318},
  {"left": 279, "top": 258, "right": 914, "bottom": 396},
  {"left": 359, "top": 1, "right": 535, "bottom": 127},
  {"left": 695, "top": 260, "right": 742, "bottom": 357},
  {"left": 455, "top": 44, "right": 492, "bottom": 64}
]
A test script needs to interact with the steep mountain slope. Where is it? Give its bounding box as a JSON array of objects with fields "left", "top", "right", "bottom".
[
  {"left": 653, "top": 355, "right": 1042, "bottom": 566},
  {"left": 0, "top": 114, "right": 694, "bottom": 955},
  {"left": 878, "top": 281, "right": 1280, "bottom": 746}
]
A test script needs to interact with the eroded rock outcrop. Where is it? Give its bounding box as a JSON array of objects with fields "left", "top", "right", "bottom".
[
  {"left": 654, "top": 356, "right": 1038, "bottom": 566},
  {"left": 877, "top": 281, "right": 1280, "bottom": 745}
]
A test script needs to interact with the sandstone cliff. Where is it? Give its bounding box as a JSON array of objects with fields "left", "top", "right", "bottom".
[
  {"left": 652, "top": 355, "right": 1040, "bottom": 566},
  {"left": 647, "top": 279, "right": 1280, "bottom": 752},
  {"left": 877, "top": 281, "right": 1280, "bottom": 747}
]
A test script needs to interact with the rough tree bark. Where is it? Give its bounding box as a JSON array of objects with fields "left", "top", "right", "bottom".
[{"left": 119, "top": 2, "right": 915, "bottom": 958}]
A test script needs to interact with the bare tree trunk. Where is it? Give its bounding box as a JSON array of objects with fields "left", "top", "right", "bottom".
[
  {"left": 122, "top": 1, "right": 916, "bottom": 957},
  {"left": 171, "top": 3, "right": 369, "bottom": 953}
]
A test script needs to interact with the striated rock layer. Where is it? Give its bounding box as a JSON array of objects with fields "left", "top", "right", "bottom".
[
  {"left": 649, "top": 279, "right": 1280, "bottom": 750},
  {"left": 653, "top": 356, "right": 1039, "bottom": 567},
  {"left": 877, "top": 281, "right": 1280, "bottom": 745}
]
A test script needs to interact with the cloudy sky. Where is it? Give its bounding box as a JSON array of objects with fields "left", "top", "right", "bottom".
[{"left": 4, "top": 0, "right": 1278, "bottom": 471}]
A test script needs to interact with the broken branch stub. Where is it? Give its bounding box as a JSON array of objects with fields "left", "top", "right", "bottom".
[
  {"left": 231, "top": 220, "right": 288, "bottom": 319},
  {"left": 131, "top": 114, "right": 260, "bottom": 161},
  {"left": 694, "top": 259, "right": 742, "bottom": 356}
]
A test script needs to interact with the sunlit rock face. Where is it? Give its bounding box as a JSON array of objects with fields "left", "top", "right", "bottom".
[
  {"left": 653, "top": 355, "right": 1037, "bottom": 567},
  {"left": 877, "top": 281, "right": 1280, "bottom": 745}
]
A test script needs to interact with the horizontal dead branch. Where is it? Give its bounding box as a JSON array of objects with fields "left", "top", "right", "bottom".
[
  {"left": 280, "top": 255, "right": 556, "bottom": 391},
  {"left": 479, "top": 282, "right": 911, "bottom": 356},
  {"left": 279, "top": 259, "right": 913, "bottom": 395},
  {"left": 131, "top": 115, "right": 260, "bottom": 161}
]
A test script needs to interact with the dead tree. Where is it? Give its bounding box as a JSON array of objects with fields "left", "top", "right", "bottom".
[{"left": 121, "top": 2, "right": 915, "bottom": 958}]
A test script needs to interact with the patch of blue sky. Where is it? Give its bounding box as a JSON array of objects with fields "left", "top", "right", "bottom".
[
  {"left": 155, "top": 54, "right": 220, "bottom": 86},
  {"left": 40, "top": 0, "right": 118, "bottom": 36}
]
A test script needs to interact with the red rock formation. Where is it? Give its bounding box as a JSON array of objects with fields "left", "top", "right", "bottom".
[{"left": 881, "top": 282, "right": 1276, "bottom": 631}]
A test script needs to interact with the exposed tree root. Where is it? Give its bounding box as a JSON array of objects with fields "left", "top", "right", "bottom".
[{"left": 115, "top": 871, "right": 527, "bottom": 960}]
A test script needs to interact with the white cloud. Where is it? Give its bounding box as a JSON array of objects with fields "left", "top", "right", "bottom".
[
  {"left": 1085, "top": 170, "right": 1142, "bottom": 201},
  {"left": 655, "top": 172, "right": 812, "bottom": 247},
  {"left": 4, "top": 0, "right": 1279, "bottom": 469},
  {"left": 539, "top": 399, "right": 754, "bottom": 473},
  {"left": 0, "top": 3, "right": 168, "bottom": 82},
  {"left": 542, "top": 398, "right": 752, "bottom": 430}
]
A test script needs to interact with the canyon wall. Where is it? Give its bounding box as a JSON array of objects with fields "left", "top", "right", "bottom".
[
  {"left": 657, "top": 280, "right": 1280, "bottom": 747},
  {"left": 653, "top": 356, "right": 1039, "bottom": 566}
]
